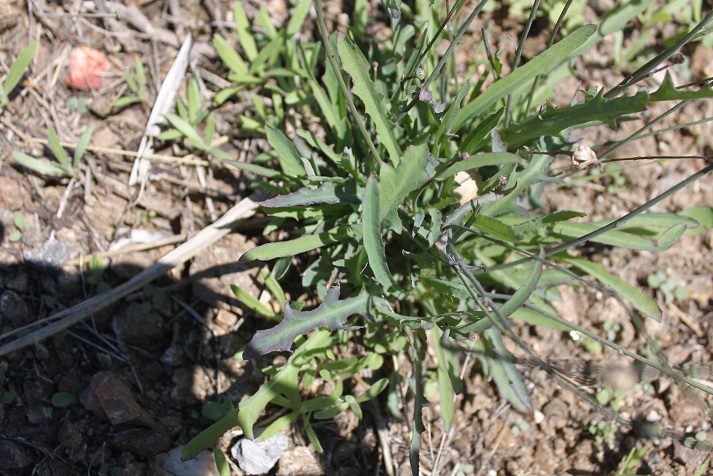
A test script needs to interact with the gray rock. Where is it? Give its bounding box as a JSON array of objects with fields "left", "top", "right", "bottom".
[
  {"left": 23, "top": 240, "right": 74, "bottom": 267},
  {"left": 231, "top": 433, "right": 289, "bottom": 475}
]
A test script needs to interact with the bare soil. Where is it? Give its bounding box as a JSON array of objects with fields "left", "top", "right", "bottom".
[{"left": 1, "top": 1, "right": 712, "bottom": 476}]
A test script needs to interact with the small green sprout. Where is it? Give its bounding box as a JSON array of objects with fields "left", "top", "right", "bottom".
[
  {"left": 112, "top": 56, "right": 147, "bottom": 109},
  {"left": 8, "top": 212, "right": 25, "bottom": 242},
  {"left": 13, "top": 125, "right": 93, "bottom": 178},
  {"left": 0, "top": 42, "right": 37, "bottom": 111}
]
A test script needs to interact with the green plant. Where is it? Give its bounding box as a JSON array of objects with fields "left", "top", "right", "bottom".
[
  {"left": 112, "top": 56, "right": 147, "bottom": 109},
  {"left": 51, "top": 391, "right": 77, "bottom": 408},
  {"left": 184, "top": 1, "right": 713, "bottom": 472},
  {"left": 611, "top": 445, "right": 648, "bottom": 476},
  {"left": 140, "top": 284, "right": 164, "bottom": 313},
  {"left": 153, "top": 75, "right": 234, "bottom": 162},
  {"left": 646, "top": 270, "right": 687, "bottom": 303},
  {"left": 202, "top": 400, "right": 235, "bottom": 421},
  {"left": 589, "top": 419, "right": 618, "bottom": 448},
  {"left": 0, "top": 42, "right": 36, "bottom": 112},
  {"left": 98, "top": 463, "right": 121, "bottom": 476},
  {"left": 88, "top": 255, "right": 111, "bottom": 295},
  {"left": 693, "top": 452, "right": 711, "bottom": 476},
  {"left": 13, "top": 125, "right": 93, "bottom": 178},
  {"left": 211, "top": 0, "right": 312, "bottom": 122},
  {"left": 8, "top": 212, "right": 25, "bottom": 242},
  {"left": 595, "top": 384, "right": 626, "bottom": 412}
]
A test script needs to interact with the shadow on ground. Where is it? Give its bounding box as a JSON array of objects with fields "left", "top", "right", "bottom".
[{"left": 0, "top": 251, "right": 380, "bottom": 475}]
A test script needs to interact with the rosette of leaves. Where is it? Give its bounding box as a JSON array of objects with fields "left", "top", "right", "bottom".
[{"left": 186, "top": 1, "right": 713, "bottom": 471}]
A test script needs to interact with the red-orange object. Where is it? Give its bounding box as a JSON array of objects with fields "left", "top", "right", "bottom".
[{"left": 66, "top": 46, "right": 110, "bottom": 91}]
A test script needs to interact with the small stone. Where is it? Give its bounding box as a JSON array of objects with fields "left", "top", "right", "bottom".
[
  {"left": 588, "top": 0, "right": 615, "bottom": 13},
  {"left": 0, "top": 440, "right": 33, "bottom": 470},
  {"left": 162, "top": 445, "right": 219, "bottom": 476},
  {"left": 79, "top": 371, "right": 154, "bottom": 426},
  {"left": 278, "top": 446, "right": 324, "bottom": 476},
  {"left": 0, "top": 176, "right": 25, "bottom": 210},
  {"left": 25, "top": 403, "right": 53, "bottom": 424},
  {"left": 231, "top": 433, "right": 289, "bottom": 475},
  {"left": 0, "top": 290, "right": 29, "bottom": 325},
  {"left": 23, "top": 240, "right": 74, "bottom": 267},
  {"left": 112, "top": 302, "right": 166, "bottom": 348},
  {"left": 214, "top": 308, "right": 238, "bottom": 331},
  {"left": 533, "top": 440, "right": 555, "bottom": 473},
  {"left": 96, "top": 353, "right": 114, "bottom": 369},
  {"left": 672, "top": 437, "right": 706, "bottom": 467},
  {"left": 160, "top": 344, "right": 181, "bottom": 366},
  {"left": 58, "top": 420, "right": 84, "bottom": 450}
]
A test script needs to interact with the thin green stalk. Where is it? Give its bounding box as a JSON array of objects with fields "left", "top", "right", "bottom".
[
  {"left": 614, "top": 116, "right": 713, "bottom": 144},
  {"left": 408, "top": 336, "right": 425, "bottom": 476},
  {"left": 605, "top": 8, "right": 713, "bottom": 98},
  {"left": 505, "top": 0, "right": 541, "bottom": 127},
  {"left": 481, "top": 28, "right": 500, "bottom": 81},
  {"left": 314, "top": 0, "right": 383, "bottom": 171},
  {"left": 395, "top": 0, "right": 490, "bottom": 122},
  {"left": 488, "top": 162, "right": 713, "bottom": 272},
  {"left": 417, "top": 0, "right": 468, "bottom": 74},
  {"left": 526, "top": 305, "right": 713, "bottom": 397},
  {"left": 525, "top": 0, "right": 574, "bottom": 112}
]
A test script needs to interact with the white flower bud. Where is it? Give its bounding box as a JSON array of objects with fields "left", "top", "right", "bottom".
[{"left": 572, "top": 143, "right": 601, "bottom": 171}]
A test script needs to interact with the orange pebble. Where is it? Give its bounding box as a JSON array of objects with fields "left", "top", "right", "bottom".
[{"left": 65, "top": 46, "right": 110, "bottom": 91}]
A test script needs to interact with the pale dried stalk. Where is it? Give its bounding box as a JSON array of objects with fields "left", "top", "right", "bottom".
[{"left": 0, "top": 194, "right": 262, "bottom": 357}]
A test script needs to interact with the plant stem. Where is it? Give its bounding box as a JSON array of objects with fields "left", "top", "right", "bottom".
[{"left": 314, "top": 0, "right": 383, "bottom": 172}]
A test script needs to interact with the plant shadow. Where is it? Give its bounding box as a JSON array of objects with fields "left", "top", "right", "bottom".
[{"left": 0, "top": 252, "right": 379, "bottom": 475}]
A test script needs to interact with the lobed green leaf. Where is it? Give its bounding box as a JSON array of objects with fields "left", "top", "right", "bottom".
[
  {"left": 337, "top": 33, "right": 401, "bottom": 165},
  {"left": 242, "top": 287, "right": 370, "bottom": 359},
  {"left": 258, "top": 182, "right": 358, "bottom": 207},
  {"left": 650, "top": 73, "right": 713, "bottom": 102}
]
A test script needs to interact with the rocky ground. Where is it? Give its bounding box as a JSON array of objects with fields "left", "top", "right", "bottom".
[{"left": 1, "top": 1, "right": 712, "bottom": 475}]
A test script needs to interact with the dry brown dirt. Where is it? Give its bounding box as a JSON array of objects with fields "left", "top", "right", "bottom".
[{"left": 1, "top": 1, "right": 712, "bottom": 475}]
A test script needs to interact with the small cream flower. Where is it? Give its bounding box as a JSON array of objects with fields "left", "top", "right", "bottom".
[{"left": 572, "top": 143, "right": 602, "bottom": 171}]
